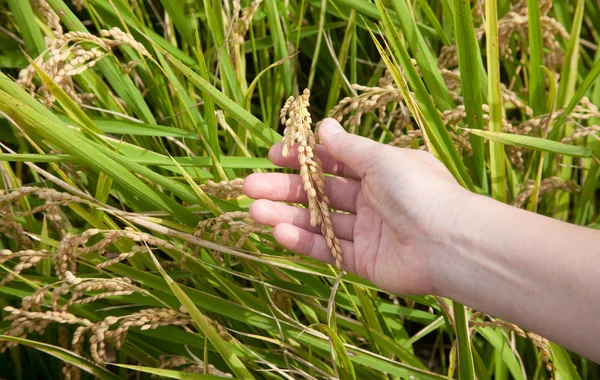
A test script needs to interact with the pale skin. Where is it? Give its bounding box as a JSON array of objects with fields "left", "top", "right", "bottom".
[{"left": 243, "top": 118, "right": 600, "bottom": 363}]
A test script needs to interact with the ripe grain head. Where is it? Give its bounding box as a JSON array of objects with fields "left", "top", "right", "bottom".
[{"left": 281, "top": 89, "right": 343, "bottom": 267}]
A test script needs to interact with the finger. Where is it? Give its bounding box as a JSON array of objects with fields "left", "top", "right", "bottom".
[
  {"left": 250, "top": 199, "right": 356, "bottom": 241},
  {"left": 243, "top": 172, "right": 360, "bottom": 213},
  {"left": 269, "top": 143, "right": 360, "bottom": 180},
  {"left": 318, "top": 118, "right": 386, "bottom": 178},
  {"left": 273, "top": 223, "right": 356, "bottom": 273}
]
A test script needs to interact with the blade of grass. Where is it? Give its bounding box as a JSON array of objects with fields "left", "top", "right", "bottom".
[
  {"left": 307, "top": 0, "right": 327, "bottom": 91},
  {"left": 372, "top": 2, "right": 475, "bottom": 191},
  {"left": 201, "top": 0, "right": 244, "bottom": 102},
  {"left": 475, "top": 328, "right": 525, "bottom": 380},
  {"left": 0, "top": 336, "right": 121, "bottom": 380},
  {"left": 452, "top": 303, "right": 475, "bottom": 380},
  {"left": 0, "top": 90, "right": 199, "bottom": 225},
  {"left": 59, "top": 117, "right": 202, "bottom": 138},
  {"left": 451, "top": 0, "right": 488, "bottom": 189},
  {"left": 551, "top": 59, "right": 600, "bottom": 136},
  {"left": 526, "top": 67, "right": 558, "bottom": 212},
  {"left": 324, "top": 10, "right": 356, "bottom": 113},
  {"left": 7, "top": 0, "right": 46, "bottom": 57},
  {"left": 556, "top": 0, "right": 585, "bottom": 110},
  {"left": 192, "top": 26, "right": 223, "bottom": 180},
  {"left": 169, "top": 155, "right": 222, "bottom": 217},
  {"left": 553, "top": 0, "right": 584, "bottom": 221},
  {"left": 462, "top": 129, "right": 592, "bottom": 157},
  {"left": 242, "top": 55, "right": 298, "bottom": 110},
  {"left": 265, "top": 0, "right": 292, "bottom": 96},
  {"left": 314, "top": 324, "right": 357, "bottom": 380},
  {"left": 109, "top": 364, "right": 227, "bottom": 379},
  {"left": 389, "top": 0, "right": 454, "bottom": 111},
  {"left": 485, "top": 0, "right": 507, "bottom": 202},
  {"left": 147, "top": 252, "right": 255, "bottom": 379},
  {"left": 573, "top": 141, "right": 600, "bottom": 225},
  {"left": 87, "top": 0, "right": 197, "bottom": 68},
  {"left": 550, "top": 0, "right": 591, "bottom": 136},
  {"left": 149, "top": 43, "right": 281, "bottom": 145},
  {"left": 526, "top": 0, "right": 545, "bottom": 115},
  {"left": 550, "top": 343, "right": 582, "bottom": 380},
  {"left": 158, "top": 0, "right": 194, "bottom": 46},
  {"left": 416, "top": 0, "right": 451, "bottom": 45},
  {"left": 0, "top": 153, "right": 276, "bottom": 169},
  {"left": 150, "top": 46, "right": 226, "bottom": 183}
]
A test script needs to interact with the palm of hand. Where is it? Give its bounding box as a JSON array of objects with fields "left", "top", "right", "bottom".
[
  {"left": 351, "top": 185, "right": 434, "bottom": 295},
  {"left": 244, "top": 142, "right": 459, "bottom": 295}
]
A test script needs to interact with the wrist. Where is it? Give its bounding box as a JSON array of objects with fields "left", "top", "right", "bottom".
[{"left": 428, "top": 190, "right": 491, "bottom": 298}]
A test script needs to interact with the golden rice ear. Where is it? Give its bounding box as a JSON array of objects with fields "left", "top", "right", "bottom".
[
  {"left": 17, "top": 25, "right": 149, "bottom": 107},
  {"left": 183, "top": 211, "right": 270, "bottom": 259},
  {"left": 511, "top": 176, "right": 579, "bottom": 208},
  {"left": 279, "top": 89, "right": 343, "bottom": 267},
  {"left": 200, "top": 178, "right": 244, "bottom": 199},
  {"left": 0, "top": 249, "right": 49, "bottom": 286}
]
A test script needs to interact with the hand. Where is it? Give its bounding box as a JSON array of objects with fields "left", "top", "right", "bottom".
[
  {"left": 247, "top": 118, "right": 600, "bottom": 360},
  {"left": 243, "top": 118, "right": 471, "bottom": 295}
]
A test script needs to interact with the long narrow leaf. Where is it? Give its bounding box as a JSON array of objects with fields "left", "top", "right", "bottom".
[
  {"left": 463, "top": 129, "right": 592, "bottom": 157},
  {"left": 485, "top": 0, "right": 507, "bottom": 202},
  {"left": 0, "top": 336, "right": 121, "bottom": 380},
  {"left": 148, "top": 252, "right": 255, "bottom": 379},
  {"left": 148, "top": 42, "right": 281, "bottom": 145}
]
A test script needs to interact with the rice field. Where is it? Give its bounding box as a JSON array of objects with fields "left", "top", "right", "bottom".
[{"left": 0, "top": 0, "right": 598, "bottom": 379}]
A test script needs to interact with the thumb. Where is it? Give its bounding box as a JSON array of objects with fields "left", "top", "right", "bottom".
[{"left": 318, "top": 118, "right": 382, "bottom": 177}]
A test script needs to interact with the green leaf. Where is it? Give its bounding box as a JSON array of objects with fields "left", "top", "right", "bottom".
[
  {"left": 263, "top": 0, "right": 292, "bottom": 94},
  {"left": 389, "top": 0, "right": 454, "bottom": 111},
  {"left": 314, "top": 324, "right": 357, "bottom": 380},
  {"left": 147, "top": 252, "right": 255, "bottom": 379},
  {"left": 463, "top": 129, "right": 592, "bottom": 158},
  {"left": 0, "top": 153, "right": 276, "bottom": 169},
  {"left": 552, "top": 67, "right": 600, "bottom": 131},
  {"left": 526, "top": 0, "right": 546, "bottom": 115},
  {"left": 7, "top": 0, "right": 46, "bottom": 57},
  {"left": 372, "top": 1, "right": 475, "bottom": 191},
  {"left": 169, "top": 155, "right": 222, "bottom": 217},
  {"left": 574, "top": 141, "right": 600, "bottom": 225},
  {"left": 550, "top": 343, "right": 582, "bottom": 380},
  {"left": 148, "top": 42, "right": 281, "bottom": 145},
  {"left": 0, "top": 335, "right": 121, "bottom": 380},
  {"left": 476, "top": 328, "right": 524, "bottom": 380},
  {"left": 307, "top": 0, "right": 327, "bottom": 91},
  {"left": 451, "top": 0, "right": 487, "bottom": 189},
  {"left": 485, "top": 0, "right": 507, "bottom": 202},
  {"left": 200, "top": 0, "right": 244, "bottom": 102},
  {"left": 193, "top": 27, "right": 221, "bottom": 178},
  {"left": 110, "top": 364, "right": 233, "bottom": 379},
  {"left": 0, "top": 90, "right": 199, "bottom": 225},
  {"left": 452, "top": 303, "right": 475, "bottom": 380}
]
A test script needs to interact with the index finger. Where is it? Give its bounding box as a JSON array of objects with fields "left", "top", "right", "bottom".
[{"left": 269, "top": 143, "right": 360, "bottom": 180}]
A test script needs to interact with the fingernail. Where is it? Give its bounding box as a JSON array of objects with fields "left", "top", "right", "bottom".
[{"left": 320, "top": 118, "right": 344, "bottom": 135}]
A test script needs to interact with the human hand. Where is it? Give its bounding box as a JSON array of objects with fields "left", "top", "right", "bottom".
[{"left": 243, "top": 118, "right": 471, "bottom": 295}]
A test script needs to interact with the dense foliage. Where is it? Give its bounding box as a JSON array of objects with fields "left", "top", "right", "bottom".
[{"left": 0, "top": 0, "right": 598, "bottom": 379}]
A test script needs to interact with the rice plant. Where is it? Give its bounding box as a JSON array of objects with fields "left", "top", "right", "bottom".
[{"left": 0, "top": 0, "right": 598, "bottom": 379}]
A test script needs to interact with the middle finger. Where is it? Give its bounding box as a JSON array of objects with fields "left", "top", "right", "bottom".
[{"left": 243, "top": 172, "right": 360, "bottom": 213}]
